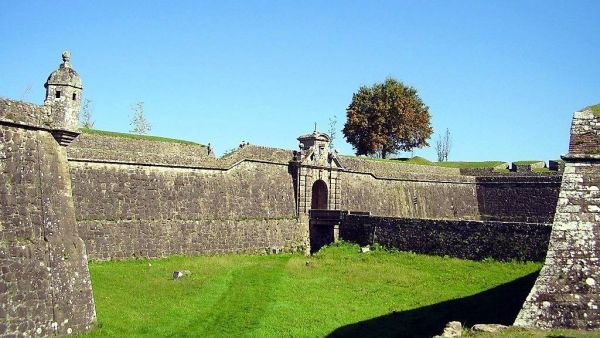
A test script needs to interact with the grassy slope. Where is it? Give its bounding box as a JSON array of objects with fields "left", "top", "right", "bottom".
[
  {"left": 512, "top": 160, "right": 543, "bottom": 165},
  {"left": 433, "top": 161, "right": 506, "bottom": 168},
  {"left": 81, "top": 243, "right": 541, "bottom": 338},
  {"left": 80, "top": 127, "right": 201, "bottom": 145},
  {"left": 585, "top": 103, "right": 600, "bottom": 116},
  {"left": 344, "top": 155, "right": 506, "bottom": 168}
]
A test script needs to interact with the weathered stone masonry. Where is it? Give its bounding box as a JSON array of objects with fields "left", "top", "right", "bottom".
[
  {"left": 516, "top": 107, "right": 600, "bottom": 329},
  {"left": 0, "top": 52, "right": 569, "bottom": 336},
  {"left": 69, "top": 159, "right": 304, "bottom": 260},
  {"left": 0, "top": 52, "right": 95, "bottom": 338},
  {"left": 340, "top": 215, "right": 551, "bottom": 261},
  {"left": 66, "top": 129, "right": 562, "bottom": 260}
]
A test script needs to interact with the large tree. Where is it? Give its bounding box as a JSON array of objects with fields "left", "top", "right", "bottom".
[{"left": 343, "top": 78, "right": 433, "bottom": 158}]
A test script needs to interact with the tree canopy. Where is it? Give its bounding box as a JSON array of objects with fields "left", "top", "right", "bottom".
[{"left": 343, "top": 78, "right": 433, "bottom": 158}]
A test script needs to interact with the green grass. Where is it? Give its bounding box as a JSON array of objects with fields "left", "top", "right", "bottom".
[
  {"left": 433, "top": 161, "right": 505, "bottom": 168},
  {"left": 345, "top": 155, "right": 506, "bottom": 168},
  {"left": 584, "top": 103, "right": 600, "bottom": 116},
  {"left": 80, "top": 127, "right": 202, "bottom": 145},
  {"left": 512, "top": 160, "right": 543, "bottom": 165},
  {"left": 402, "top": 155, "right": 433, "bottom": 165},
  {"left": 80, "top": 242, "right": 542, "bottom": 338}
]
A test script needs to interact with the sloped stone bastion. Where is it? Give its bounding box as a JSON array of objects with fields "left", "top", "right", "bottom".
[{"left": 515, "top": 106, "right": 600, "bottom": 329}]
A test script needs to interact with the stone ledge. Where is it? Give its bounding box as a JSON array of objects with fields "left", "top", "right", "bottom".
[{"left": 562, "top": 153, "right": 600, "bottom": 162}]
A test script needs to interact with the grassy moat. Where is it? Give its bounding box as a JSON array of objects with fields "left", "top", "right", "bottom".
[{"left": 78, "top": 243, "right": 595, "bottom": 338}]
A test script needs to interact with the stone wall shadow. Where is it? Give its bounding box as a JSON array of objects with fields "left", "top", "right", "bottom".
[{"left": 326, "top": 271, "right": 539, "bottom": 338}]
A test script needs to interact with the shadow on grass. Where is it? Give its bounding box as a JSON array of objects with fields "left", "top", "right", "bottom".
[{"left": 327, "top": 271, "right": 539, "bottom": 338}]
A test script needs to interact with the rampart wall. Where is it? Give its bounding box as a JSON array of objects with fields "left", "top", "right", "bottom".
[
  {"left": 64, "top": 132, "right": 561, "bottom": 261},
  {"left": 338, "top": 160, "right": 560, "bottom": 222},
  {"left": 339, "top": 214, "right": 552, "bottom": 261},
  {"left": 0, "top": 99, "right": 96, "bottom": 337},
  {"left": 68, "top": 160, "right": 304, "bottom": 260},
  {"left": 476, "top": 176, "right": 562, "bottom": 223},
  {"left": 338, "top": 171, "right": 481, "bottom": 219}
]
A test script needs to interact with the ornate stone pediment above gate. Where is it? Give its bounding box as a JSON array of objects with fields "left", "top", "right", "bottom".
[
  {"left": 291, "top": 129, "right": 343, "bottom": 215},
  {"left": 293, "top": 130, "right": 343, "bottom": 169}
]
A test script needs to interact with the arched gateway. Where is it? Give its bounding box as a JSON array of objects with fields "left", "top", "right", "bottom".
[
  {"left": 290, "top": 128, "right": 345, "bottom": 253},
  {"left": 311, "top": 179, "right": 328, "bottom": 210}
]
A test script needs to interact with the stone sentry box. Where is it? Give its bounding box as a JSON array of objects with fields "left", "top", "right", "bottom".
[{"left": 515, "top": 105, "right": 600, "bottom": 329}]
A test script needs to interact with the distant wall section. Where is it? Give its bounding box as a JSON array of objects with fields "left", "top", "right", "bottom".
[
  {"left": 476, "top": 176, "right": 562, "bottom": 223},
  {"left": 338, "top": 157, "right": 560, "bottom": 222},
  {"left": 339, "top": 171, "right": 480, "bottom": 219},
  {"left": 339, "top": 214, "right": 551, "bottom": 261},
  {"left": 67, "top": 132, "right": 561, "bottom": 260}
]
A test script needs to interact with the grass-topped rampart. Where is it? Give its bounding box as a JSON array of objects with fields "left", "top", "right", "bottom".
[
  {"left": 584, "top": 103, "right": 600, "bottom": 116},
  {"left": 80, "top": 128, "right": 202, "bottom": 146},
  {"left": 344, "top": 155, "right": 506, "bottom": 169},
  {"left": 512, "top": 160, "right": 543, "bottom": 165}
]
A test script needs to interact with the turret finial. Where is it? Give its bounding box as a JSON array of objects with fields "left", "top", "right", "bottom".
[{"left": 62, "top": 51, "right": 71, "bottom": 67}]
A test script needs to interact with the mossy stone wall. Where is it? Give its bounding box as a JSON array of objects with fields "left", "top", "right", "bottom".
[{"left": 0, "top": 100, "right": 96, "bottom": 337}]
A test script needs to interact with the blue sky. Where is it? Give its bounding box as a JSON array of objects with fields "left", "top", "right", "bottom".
[{"left": 1, "top": 1, "right": 599, "bottom": 161}]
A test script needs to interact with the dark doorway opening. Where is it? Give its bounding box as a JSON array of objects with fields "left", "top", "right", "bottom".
[
  {"left": 309, "top": 180, "right": 332, "bottom": 253},
  {"left": 311, "top": 180, "right": 328, "bottom": 210}
]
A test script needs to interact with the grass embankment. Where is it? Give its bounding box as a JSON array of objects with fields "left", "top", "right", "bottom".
[
  {"left": 512, "top": 161, "right": 543, "bottom": 165},
  {"left": 81, "top": 243, "right": 542, "bottom": 338},
  {"left": 348, "top": 155, "right": 506, "bottom": 168},
  {"left": 585, "top": 103, "right": 600, "bottom": 116},
  {"left": 431, "top": 161, "right": 506, "bottom": 168},
  {"left": 80, "top": 127, "right": 201, "bottom": 145}
]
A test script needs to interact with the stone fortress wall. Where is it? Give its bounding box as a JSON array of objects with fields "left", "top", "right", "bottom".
[
  {"left": 67, "top": 133, "right": 307, "bottom": 260},
  {"left": 340, "top": 215, "right": 552, "bottom": 261},
  {"left": 1, "top": 52, "right": 579, "bottom": 337},
  {"left": 63, "top": 129, "right": 562, "bottom": 261},
  {"left": 0, "top": 100, "right": 96, "bottom": 337}
]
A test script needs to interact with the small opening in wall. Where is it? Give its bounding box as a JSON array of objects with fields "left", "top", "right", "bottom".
[
  {"left": 72, "top": 93, "right": 77, "bottom": 100},
  {"left": 55, "top": 91, "right": 61, "bottom": 98}
]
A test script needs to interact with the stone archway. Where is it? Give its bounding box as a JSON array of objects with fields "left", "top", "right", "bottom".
[{"left": 311, "top": 179, "right": 328, "bottom": 210}]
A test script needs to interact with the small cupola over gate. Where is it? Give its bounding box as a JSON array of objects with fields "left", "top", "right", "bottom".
[{"left": 291, "top": 126, "right": 343, "bottom": 216}]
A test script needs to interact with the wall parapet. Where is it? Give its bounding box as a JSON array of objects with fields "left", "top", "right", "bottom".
[
  {"left": 568, "top": 107, "right": 600, "bottom": 155},
  {"left": 0, "top": 99, "right": 51, "bottom": 128},
  {"left": 67, "top": 133, "right": 295, "bottom": 169}
]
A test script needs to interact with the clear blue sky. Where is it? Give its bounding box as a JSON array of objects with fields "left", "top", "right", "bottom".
[{"left": 1, "top": 1, "right": 599, "bottom": 161}]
